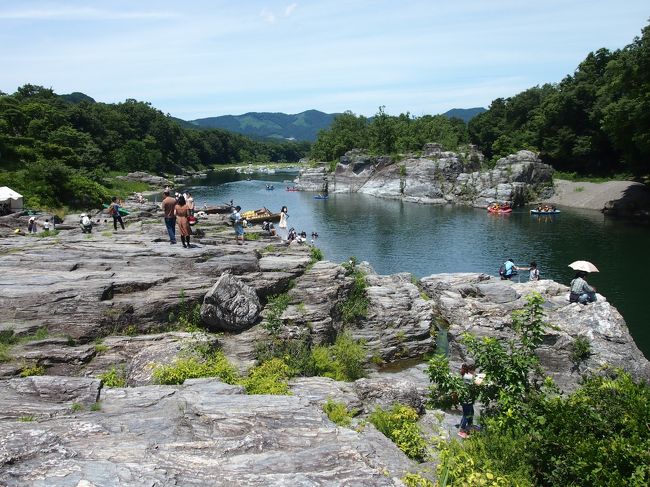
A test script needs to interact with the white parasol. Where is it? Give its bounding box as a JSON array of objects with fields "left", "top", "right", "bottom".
[{"left": 568, "top": 260, "right": 599, "bottom": 273}]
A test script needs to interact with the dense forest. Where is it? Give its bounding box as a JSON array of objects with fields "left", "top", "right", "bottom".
[
  {"left": 0, "top": 86, "right": 310, "bottom": 208},
  {"left": 314, "top": 22, "right": 650, "bottom": 179}
]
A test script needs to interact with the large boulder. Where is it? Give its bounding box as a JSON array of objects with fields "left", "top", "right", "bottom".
[
  {"left": 420, "top": 273, "right": 650, "bottom": 392},
  {"left": 200, "top": 273, "right": 262, "bottom": 331}
]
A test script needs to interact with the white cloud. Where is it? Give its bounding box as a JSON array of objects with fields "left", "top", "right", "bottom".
[
  {"left": 260, "top": 8, "right": 276, "bottom": 24},
  {"left": 284, "top": 3, "right": 298, "bottom": 17}
]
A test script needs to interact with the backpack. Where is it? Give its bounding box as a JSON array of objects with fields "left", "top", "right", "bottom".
[
  {"left": 498, "top": 264, "right": 506, "bottom": 278},
  {"left": 108, "top": 204, "right": 117, "bottom": 216}
]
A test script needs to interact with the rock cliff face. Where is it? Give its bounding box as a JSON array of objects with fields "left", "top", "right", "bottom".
[
  {"left": 0, "top": 198, "right": 647, "bottom": 485},
  {"left": 296, "top": 146, "right": 554, "bottom": 207}
]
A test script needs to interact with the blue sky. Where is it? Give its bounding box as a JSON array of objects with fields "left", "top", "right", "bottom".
[{"left": 1, "top": 1, "right": 648, "bottom": 120}]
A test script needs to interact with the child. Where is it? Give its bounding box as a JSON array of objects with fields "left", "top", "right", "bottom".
[{"left": 529, "top": 261, "right": 540, "bottom": 281}]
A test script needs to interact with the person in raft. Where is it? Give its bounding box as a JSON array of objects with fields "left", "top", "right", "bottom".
[
  {"left": 230, "top": 205, "right": 245, "bottom": 245},
  {"left": 570, "top": 271, "right": 597, "bottom": 304},
  {"left": 175, "top": 195, "right": 192, "bottom": 248}
]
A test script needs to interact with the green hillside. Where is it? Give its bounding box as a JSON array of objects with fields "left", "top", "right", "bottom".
[
  {"left": 190, "top": 110, "right": 339, "bottom": 141},
  {"left": 442, "top": 107, "right": 487, "bottom": 123}
]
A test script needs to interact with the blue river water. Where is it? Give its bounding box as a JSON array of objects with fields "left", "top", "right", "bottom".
[{"left": 187, "top": 169, "right": 650, "bottom": 358}]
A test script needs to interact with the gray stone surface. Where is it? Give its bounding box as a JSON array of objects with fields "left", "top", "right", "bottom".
[
  {"left": 296, "top": 147, "right": 553, "bottom": 208},
  {"left": 200, "top": 273, "right": 262, "bottom": 331},
  {"left": 0, "top": 377, "right": 410, "bottom": 486},
  {"left": 420, "top": 273, "right": 650, "bottom": 391}
]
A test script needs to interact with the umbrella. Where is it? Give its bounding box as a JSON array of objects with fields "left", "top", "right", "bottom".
[{"left": 568, "top": 260, "right": 599, "bottom": 273}]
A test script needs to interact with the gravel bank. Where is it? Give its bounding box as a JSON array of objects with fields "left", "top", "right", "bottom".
[{"left": 547, "top": 179, "right": 650, "bottom": 211}]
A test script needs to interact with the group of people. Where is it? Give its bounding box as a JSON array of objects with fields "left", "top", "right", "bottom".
[
  {"left": 26, "top": 217, "right": 53, "bottom": 234},
  {"left": 535, "top": 204, "right": 557, "bottom": 212},
  {"left": 500, "top": 258, "right": 597, "bottom": 304},
  {"left": 500, "top": 259, "right": 539, "bottom": 281},
  {"left": 488, "top": 202, "right": 511, "bottom": 211},
  {"left": 162, "top": 190, "right": 195, "bottom": 248}
]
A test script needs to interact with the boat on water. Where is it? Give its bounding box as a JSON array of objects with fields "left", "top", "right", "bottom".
[
  {"left": 314, "top": 194, "right": 329, "bottom": 200},
  {"left": 202, "top": 204, "right": 232, "bottom": 215},
  {"left": 241, "top": 207, "right": 281, "bottom": 224},
  {"left": 286, "top": 187, "right": 299, "bottom": 192},
  {"left": 530, "top": 209, "right": 561, "bottom": 215},
  {"left": 487, "top": 203, "right": 512, "bottom": 214}
]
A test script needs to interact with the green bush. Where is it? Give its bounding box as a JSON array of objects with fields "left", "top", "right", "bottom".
[
  {"left": 401, "top": 473, "right": 434, "bottom": 487},
  {"left": 571, "top": 335, "right": 592, "bottom": 364},
  {"left": 20, "top": 364, "right": 46, "bottom": 377},
  {"left": 256, "top": 336, "right": 317, "bottom": 377},
  {"left": 264, "top": 293, "right": 291, "bottom": 336},
  {"left": 369, "top": 404, "right": 427, "bottom": 461},
  {"left": 152, "top": 350, "right": 239, "bottom": 385},
  {"left": 310, "top": 246, "right": 324, "bottom": 263},
  {"left": 99, "top": 365, "right": 127, "bottom": 387},
  {"left": 339, "top": 265, "right": 369, "bottom": 324},
  {"left": 241, "top": 358, "right": 291, "bottom": 395},
  {"left": 322, "top": 398, "right": 358, "bottom": 427},
  {"left": 312, "top": 331, "right": 367, "bottom": 381}
]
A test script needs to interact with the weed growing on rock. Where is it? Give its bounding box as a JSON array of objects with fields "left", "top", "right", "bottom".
[
  {"left": 312, "top": 331, "right": 367, "bottom": 381},
  {"left": 263, "top": 293, "right": 291, "bottom": 336},
  {"left": 241, "top": 357, "right": 291, "bottom": 395},
  {"left": 571, "top": 335, "right": 592, "bottom": 364},
  {"left": 71, "top": 402, "right": 84, "bottom": 412},
  {"left": 339, "top": 259, "right": 369, "bottom": 324},
  {"left": 152, "top": 350, "right": 239, "bottom": 385},
  {"left": 99, "top": 365, "right": 127, "bottom": 387},
  {"left": 244, "top": 232, "right": 261, "bottom": 241},
  {"left": 402, "top": 473, "right": 434, "bottom": 487},
  {"left": 309, "top": 246, "right": 323, "bottom": 263},
  {"left": 94, "top": 344, "right": 109, "bottom": 354},
  {"left": 20, "top": 364, "right": 45, "bottom": 377},
  {"left": 369, "top": 404, "right": 428, "bottom": 461},
  {"left": 323, "top": 398, "right": 358, "bottom": 427},
  {"left": 90, "top": 402, "right": 102, "bottom": 412},
  {"left": 19, "top": 415, "right": 35, "bottom": 422}
]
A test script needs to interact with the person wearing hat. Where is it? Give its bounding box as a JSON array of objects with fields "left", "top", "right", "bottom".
[{"left": 79, "top": 213, "right": 93, "bottom": 234}]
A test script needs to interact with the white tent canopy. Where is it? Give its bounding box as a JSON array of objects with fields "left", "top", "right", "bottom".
[{"left": 0, "top": 186, "right": 24, "bottom": 213}]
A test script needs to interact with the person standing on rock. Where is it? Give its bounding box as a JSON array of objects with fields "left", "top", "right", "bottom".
[
  {"left": 162, "top": 189, "right": 177, "bottom": 244},
  {"left": 278, "top": 205, "right": 288, "bottom": 240},
  {"left": 175, "top": 195, "right": 192, "bottom": 248},
  {"left": 458, "top": 362, "right": 477, "bottom": 439},
  {"left": 186, "top": 192, "right": 195, "bottom": 216},
  {"left": 108, "top": 196, "right": 125, "bottom": 231},
  {"left": 230, "top": 205, "right": 245, "bottom": 245}
]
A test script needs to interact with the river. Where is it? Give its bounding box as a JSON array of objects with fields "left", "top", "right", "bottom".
[{"left": 187, "top": 169, "right": 650, "bottom": 358}]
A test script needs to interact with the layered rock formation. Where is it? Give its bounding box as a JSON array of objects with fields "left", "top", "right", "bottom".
[
  {"left": 0, "top": 198, "right": 647, "bottom": 485},
  {"left": 296, "top": 146, "right": 554, "bottom": 207}
]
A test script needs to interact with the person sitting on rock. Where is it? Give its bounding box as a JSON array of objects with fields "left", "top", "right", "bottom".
[
  {"left": 570, "top": 271, "right": 596, "bottom": 304},
  {"left": 79, "top": 213, "right": 93, "bottom": 234}
]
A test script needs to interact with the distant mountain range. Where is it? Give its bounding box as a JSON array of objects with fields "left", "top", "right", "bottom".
[
  {"left": 188, "top": 110, "right": 339, "bottom": 142},
  {"left": 58, "top": 92, "right": 486, "bottom": 142},
  {"left": 187, "top": 107, "right": 487, "bottom": 141}
]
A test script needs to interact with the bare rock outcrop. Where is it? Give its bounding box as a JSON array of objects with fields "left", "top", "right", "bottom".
[
  {"left": 420, "top": 273, "right": 650, "bottom": 392},
  {"left": 0, "top": 376, "right": 413, "bottom": 486},
  {"left": 200, "top": 273, "right": 262, "bottom": 331},
  {"left": 296, "top": 146, "right": 554, "bottom": 208}
]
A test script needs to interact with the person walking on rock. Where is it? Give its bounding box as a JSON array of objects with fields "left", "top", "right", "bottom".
[
  {"left": 162, "top": 189, "right": 177, "bottom": 244},
  {"left": 108, "top": 197, "right": 125, "bottom": 231},
  {"left": 175, "top": 195, "right": 192, "bottom": 248}
]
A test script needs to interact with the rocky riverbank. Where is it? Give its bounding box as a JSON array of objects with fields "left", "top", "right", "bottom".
[
  {"left": 0, "top": 201, "right": 648, "bottom": 485},
  {"left": 296, "top": 145, "right": 554, "bottom": 208}
]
